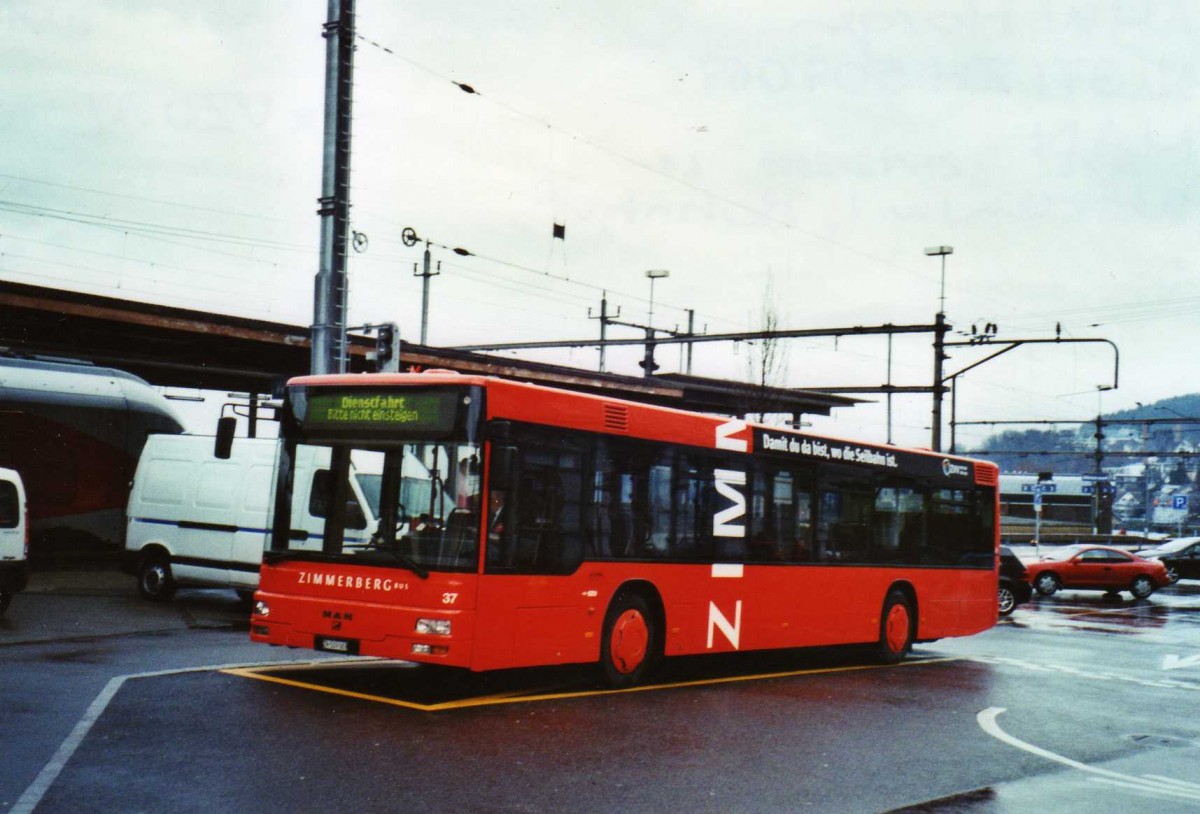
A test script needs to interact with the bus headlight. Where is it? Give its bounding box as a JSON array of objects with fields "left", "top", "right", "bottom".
[
  {"left": 254, "top": 600, "right": 270, "bottom": 618},
  {"left": 415, "top": 618, "right": 451, "bottom": 636}
]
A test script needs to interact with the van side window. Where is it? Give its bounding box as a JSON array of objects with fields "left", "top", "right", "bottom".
[
  {"left": 0, "top": 482, "right": 18, "bottom": 528},
  {"left": 310, "top": 469, "right": 368, "bottom": 530}
]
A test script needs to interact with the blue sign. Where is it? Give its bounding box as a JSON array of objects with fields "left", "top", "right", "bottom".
[
  {"left": 1022, "top": 483, "right": 1057, "bottom": 493},
  {"left": 1172, "top": 495, "right": 1188, "bottom": 510}
]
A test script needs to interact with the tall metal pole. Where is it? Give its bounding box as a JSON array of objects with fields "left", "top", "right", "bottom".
[
  {"left": 311, "top": 0, "right": 355, "bottom": 375},
  {"left": 931, "top": 310, "right": 948, "bottom": 452},
  {"left": 599, "top": 293, "right": 608, "bottom": 373},
  {"left": 685, "top": 308, "right": 695, "bottom": 374},
  {"left": 415, "top": 241, "right": 439, "bottom": 345}
]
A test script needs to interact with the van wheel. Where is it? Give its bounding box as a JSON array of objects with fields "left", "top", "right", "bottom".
[
  {"left": 138, "top": 555, "right": 177, "bottom": 601},
  {"left": 0, "top": 589, "right": 11, "bottom": 615}
]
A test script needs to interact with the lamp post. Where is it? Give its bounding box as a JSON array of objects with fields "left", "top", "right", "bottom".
[
  {"left": 645, "top": 269, "right": 670, "bottom": 327},
  {"left": 925, "top": 246, "right": 952, "bottom": 451},
  {"left": 641, "top": 270, "right": 670, "bottom": 378},
  {"left": 925, "top": 245, "right": 953, "bottom": 314}
]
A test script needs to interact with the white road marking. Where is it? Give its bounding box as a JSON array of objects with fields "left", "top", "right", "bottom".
[
  {"left": 967, "top": 655, "right": 1200, "bottom": 692},
  {"left": 977, "top": 707, "right": 1200, "bottom": 804},
  {"left": 12, "top": 659, "right": 349, "bottom": 814},
  {"left": 1161, "top": 653, "right": 1200, "bottom": 671}
]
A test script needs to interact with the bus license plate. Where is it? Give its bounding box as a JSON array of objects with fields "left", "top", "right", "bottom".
[{"left": 316, "top": 636, "right": 359, "bottom": 655}]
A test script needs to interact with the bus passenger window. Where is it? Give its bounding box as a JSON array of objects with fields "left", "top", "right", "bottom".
[
  {"left": 873, "top": 485, "right": 926, "bottom": 565},
  {"left": 816, "top": 469, "right": 872, "bottom": 564},
  {"left": 490, "top": 441, "right": 585, "bottom": 575}
]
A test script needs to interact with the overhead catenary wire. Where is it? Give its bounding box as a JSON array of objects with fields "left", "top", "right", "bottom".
[{"left": 350, "top": 32, "right": 941, "bottom": 290}]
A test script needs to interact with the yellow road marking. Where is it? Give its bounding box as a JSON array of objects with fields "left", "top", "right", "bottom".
[{"left": 221, "top": 656, "right": 961, "bottom": 712}]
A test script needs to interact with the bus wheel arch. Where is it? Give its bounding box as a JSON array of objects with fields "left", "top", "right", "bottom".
[
  {"left": 137, "top": 546, "right": 177, "bottom": 601},
  {"left": 599, "top": 582, "right": 663, "bottom": 688},
  {"left": 876, "top": 583, "right": 916, "bottom": 664}
]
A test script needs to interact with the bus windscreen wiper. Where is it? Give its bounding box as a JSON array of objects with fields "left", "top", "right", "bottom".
[{"left": 362, "top": 532, "right": 429, "bottom": 579}]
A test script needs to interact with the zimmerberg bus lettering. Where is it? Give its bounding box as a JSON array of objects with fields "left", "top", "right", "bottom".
[
  {"left": 296, "top": 571, "right": 409, "bottom": 592},
  {"left": 713, "top": 469, "right": 747, "bottom": 538},
  {"left": 707, "top": 600, "right": 743, "bottom": 649}
]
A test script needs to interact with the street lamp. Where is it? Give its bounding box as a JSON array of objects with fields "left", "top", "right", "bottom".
[
  {"left": 924, "top": 246, "right": 953, "bottom": 315},
  {"left": 645, "top": 269, "right": 670, "bottom": 328},
  {"left": 925, "top": 246, "right": 952, "bottom": 452}
]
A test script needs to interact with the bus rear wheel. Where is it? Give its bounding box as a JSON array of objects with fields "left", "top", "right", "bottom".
[
  {"left": 600, "top": 592, "right": 655, "bottom": 688},
  {"left": 876, "top": 590, "right": 914, "bottom": 664}
]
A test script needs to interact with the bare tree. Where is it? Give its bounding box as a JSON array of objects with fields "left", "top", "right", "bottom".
[{"left": 746, "top": 277, "right": 789, "bottom": 424}]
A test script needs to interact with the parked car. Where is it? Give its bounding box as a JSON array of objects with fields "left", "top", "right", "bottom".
[
  {"left": 998, "top": 545, "right": 1032, "bottom": 616},
  {"left": 1025, "top": 544, "right": 1171, "bottom": 600},
  {"left": 0, "top": 467, "right": 29, "bottom": 615},
  {"left": 1136, "top": 537, "right": 1200, "bottom": 583}
]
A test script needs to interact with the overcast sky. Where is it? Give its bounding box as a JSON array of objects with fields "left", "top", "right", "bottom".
[{"left": 2, "top": 2, "right": 1197, "bottom": 451}]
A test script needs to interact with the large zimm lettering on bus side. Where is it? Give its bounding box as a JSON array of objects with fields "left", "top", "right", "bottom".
[{"left": 709, "top": 419, "right": 748, "bottom": 651}]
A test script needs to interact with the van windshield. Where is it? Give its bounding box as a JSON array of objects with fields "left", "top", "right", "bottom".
[{"left": 274, "top": 440, "right": 482, "bottom": 574}]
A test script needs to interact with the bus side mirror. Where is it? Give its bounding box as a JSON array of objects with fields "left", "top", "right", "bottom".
[
  {"left": 490, "top": 445, "right": 518, "bottom": 490},
  {"left": 214, "top": 416, "right": 236, "bottom": 459}
]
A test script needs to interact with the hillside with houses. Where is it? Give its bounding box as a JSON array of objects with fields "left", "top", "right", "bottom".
[{"left": 970, "top": 394, "right": 1200, "bottom": 537}]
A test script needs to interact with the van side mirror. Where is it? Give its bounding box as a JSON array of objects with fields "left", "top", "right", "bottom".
[
  {"left": 489, "top": 445, "right": 518, "bottom": 490},
  {"left": 214, "top": 416, "right": 236, "bottom": 459}
]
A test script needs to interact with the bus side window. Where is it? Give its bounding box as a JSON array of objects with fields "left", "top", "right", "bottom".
[
  {"left": 502, "top": 442, "right": 584, "bottom": 575},
  {"left": 672, "top": 454, "right": 711, "bottom": 561},
  {"left": 930, "top": 487, "right": 972, "bottom": 565},
  {"left": 754, "top": 468, "right": 814, "bottom": 563},
  {"left": 872, "top": 483, "right": 926, "bottom": 565},
  {"left": 816, "top": 466, "right": 872, "bottom": 564}
]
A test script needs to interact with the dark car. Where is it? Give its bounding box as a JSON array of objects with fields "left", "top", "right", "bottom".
[
  {"left": 1136, "top": 537, "right": 1200, "bottom": 583},
  {"left": 998, "top": 546, "right": 1032, "bottom": 616}
]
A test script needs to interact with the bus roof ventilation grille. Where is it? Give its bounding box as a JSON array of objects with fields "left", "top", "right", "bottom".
[
  {"left": 603, "top": 403, "right": 630, "bottom": 432},
  {"left": 975, "top": 466, "right": 998, "bottom": 486}
]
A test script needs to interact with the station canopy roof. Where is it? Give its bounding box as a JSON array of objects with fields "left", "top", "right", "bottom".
[{"left": 0, "top": 280, "right": 858, "bottom": 419}]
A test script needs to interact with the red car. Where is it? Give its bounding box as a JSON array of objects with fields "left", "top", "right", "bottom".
[{"left": 1026, "top": 545, "right": 1172, "bottom": 600}]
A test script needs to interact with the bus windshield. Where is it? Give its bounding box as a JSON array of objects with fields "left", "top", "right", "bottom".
[
  {"left": 269, "top": 384, "right": 484, "bottom": 574},
  {"left": 277, "top": 440, "right": 482, "bottom": 574}
]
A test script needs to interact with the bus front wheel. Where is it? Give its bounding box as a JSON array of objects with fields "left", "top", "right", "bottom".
[
  {"left": 876, "top": 590, "right": 914, "bottom": 664},
  {"left": 600, "top": 592, "right": 655, "bottom": 688}
]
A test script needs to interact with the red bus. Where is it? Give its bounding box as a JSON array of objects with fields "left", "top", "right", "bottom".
[{"left": 249, "top": 372, "right": 999, "bottom": 686}]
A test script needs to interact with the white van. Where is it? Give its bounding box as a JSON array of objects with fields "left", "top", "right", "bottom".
[
  {"left": 0, "top": 467, "right": 29, "bottom": 615},
  {"left": 124, "top": 435, "right": 378, "bottom": 601}
]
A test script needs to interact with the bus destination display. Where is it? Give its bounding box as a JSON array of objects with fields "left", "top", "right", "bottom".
[{"left": 302, "top": 390, "right": 457, "bottom": 433}]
